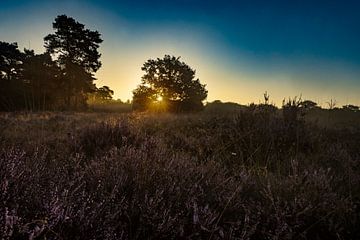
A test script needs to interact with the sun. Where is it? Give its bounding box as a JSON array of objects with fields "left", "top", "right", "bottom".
[{"left": 156, "top": 96, "right": 163, "bottom": 102}]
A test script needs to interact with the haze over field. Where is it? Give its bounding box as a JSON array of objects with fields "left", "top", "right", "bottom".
[{"left": 1, "top": 0, "right": 360, "bottom": 106}]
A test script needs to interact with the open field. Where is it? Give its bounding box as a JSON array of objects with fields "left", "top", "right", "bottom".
[{"left": 1, "top": 108, "right": 360, "bottom": 239}]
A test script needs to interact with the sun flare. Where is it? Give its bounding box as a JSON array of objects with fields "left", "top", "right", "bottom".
[{"left": 156, "top": 95, "right": 163, "bottom": 102}]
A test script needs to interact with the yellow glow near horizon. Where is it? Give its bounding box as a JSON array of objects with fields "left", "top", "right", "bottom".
[
  {"left": 2, "top": 1, "right": 360, "bottom": 108},
  {"left": 156, "top": 96, "right": 163, "bottom": 102}
]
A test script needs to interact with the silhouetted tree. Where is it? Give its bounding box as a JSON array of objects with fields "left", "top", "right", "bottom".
[
  {"left": 132, "top": 55, "right": 207, "bottom": 112},
  {"left": 89, "top": 85, "right": 114, "bottom": 103},
  {"left": 0, "top": 41, "right": 24, "bottom": 110},
  {"left": 97, "top": 86, "right": 114, "bottom": 101},
  {"left": 21, "top": 51, "right": 62, "bottom": 110},
  {"left": 44, "top": 15, "right": 103, "bottom": 109},
  {"left": 343, "top": 104, "right": 359, "bottom": 112},
  {"left": 132, "top": 85, "right": 157, "bottom": 111},
  {"left": 0, "top": 41, "right": 67, "bottom": 111},
  {"left": 300, "top": 100, "right": 318, "bottom": 109},
  {"left": 0, "top": 42, "right": 23, "bottom": 81},
  {"left": 327, "top": 99, "right": 337, "bottom": 110}
]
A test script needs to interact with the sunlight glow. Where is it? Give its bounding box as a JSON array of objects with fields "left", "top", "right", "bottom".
[{"left": 156, "top": 95, "right": 163, "bottom": 102}]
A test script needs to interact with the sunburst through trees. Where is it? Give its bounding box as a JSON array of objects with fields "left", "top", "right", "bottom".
[{"left": 132, "top": 55, "right": 208, "bottom": 112}]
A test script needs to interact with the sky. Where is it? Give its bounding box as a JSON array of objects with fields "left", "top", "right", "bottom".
[{"left": 1, "top": 0, "right": 360, "bottom": 106}]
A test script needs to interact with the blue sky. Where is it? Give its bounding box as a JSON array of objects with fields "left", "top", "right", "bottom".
[{"left": 1, "top": 0, "right": 360, "bottom": 106}]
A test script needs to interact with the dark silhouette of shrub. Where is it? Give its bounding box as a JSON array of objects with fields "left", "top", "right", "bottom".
[{"left": 282, "top": 96, "right": 304, "bottom": 127}]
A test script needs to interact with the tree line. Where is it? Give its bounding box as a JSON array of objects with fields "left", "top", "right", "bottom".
[
  {"left": 9, "top": 15, "right": 357, "bottom": 113},
  {"left": 0, "top": 15, "right": 208, "bottom": 112},
  {"left": 0, "top": 15, "right": 112, "bottom": 111}
]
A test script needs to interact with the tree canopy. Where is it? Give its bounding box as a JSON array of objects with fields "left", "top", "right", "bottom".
[
  {"left": 0, "top": 42, "right": 23, "bottom": 81},
  {"left": 44, "top": 14, "right": 103, "bottom": 109},
  {"left": 0, "top": 15, "right": 111, "bottom": 111},
  {"left": 343, "top": 104, "right": 359, "bottom": 111},
  {"left": 132, "top": 55, "right": 207, "bottom": 112},
  {"left": 88, "top": 86, "right": 114, "bottom": 103},
  {"left": 300, "top": 100, "right": 318, "bottom": 109},
  {"left": 0, "top": 42, "right": 25, "bottom": 110}
]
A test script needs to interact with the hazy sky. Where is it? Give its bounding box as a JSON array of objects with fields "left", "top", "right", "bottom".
[{"left": 1, "top": 0, "right": 360, "bottom": 106}]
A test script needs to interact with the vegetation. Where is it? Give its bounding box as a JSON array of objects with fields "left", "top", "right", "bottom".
[
  {"left": 132, "top": 55, "right": 208, "bottom": 112},
  {"left": 1, "top": 106, "right": 360, "bottom": 239},
  {"left": 44, "top": 15, "right": 103, "bottom": 109},
  {"left": 87, "top": 99, "right": 132, "bottom": 113},
  {"left": 343, "top": 104, "right": 359, "bottom": 112},
  {"left": 2, "top": 13, "right": 360, "bottom": 240},
  {"left": 0, "top": 15, "right": 111, "bottom": 111}
]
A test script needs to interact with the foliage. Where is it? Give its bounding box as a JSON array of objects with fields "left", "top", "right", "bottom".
[
  {"left": 44, "top": 15, "right": 103, "bottom": 109},
  {"left": 88, "top": 85, "right": 114, "bottom": 103},
  {"left": 300, "top": 100, "right": 319, "bottom": 109},
  {"left": 132, "top": 85, "right": 157, "bottom": 111},
  {"left": 0, "top": 42, "right": 25, "bottom": 110},
  {"left": 133, "top": 55, "right": 208, "bottom": 112},
  {"left": 282, "top": 96, "right": 304, "bottom": 127},
  {"left": 21, "top": 51, "right": 62, "bottom": 110},
  {"left": 0, "top": 15, "right": 105, "bottom": 111},
  {"left": 87, "top": 99, "right": 132, "bottom": 113},
  {"left": 0, "top": 42, "right": 23, "bottom": 81},
  {"left": 204, "top": 100, "right": 245, "bottom": 114},
  {"left": 343, "top": 104, "right": 359, "bottom": 112}
]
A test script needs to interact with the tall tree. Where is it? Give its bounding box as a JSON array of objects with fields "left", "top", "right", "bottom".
[
  {"left": 133, "top": 55, "right": 208, "bottom": 112},
  {"left": 44, "top": 15, "right": 103, "bottom": 109}
]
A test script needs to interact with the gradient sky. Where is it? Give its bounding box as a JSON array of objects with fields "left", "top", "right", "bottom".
[{"left": 1, "top": 0, "right": 360, "bottom": 106}]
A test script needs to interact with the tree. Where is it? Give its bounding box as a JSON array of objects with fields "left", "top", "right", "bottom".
[
  {"left": 21, "top": 51, "right": 62, "bottom": 110},
  {"left": 0, "top": 42, "right": 23, "bottom": 81},
  {"left": 88, "top": 85, "right": 114, "bottom": 103},
  {"left": 342, "top": 104, "right": 359, "bottom": 112},
  {"left": 96, "top": 86, "right": 114, "bottom": 101},
  {"left": 0, "top": 41, "right": 25, "bottom": 110},
  {"left": 300, "top": 100, "right": 318, "bottom": 109},
  {"left": 132, "top": 55, "right": 207, "bottom": 112},
  {"left": 0, "top": 41, "right": 67, "bottom": 111},
  {"left": 132, "top": 85, "right": 157, "bottom": 111},
  {"left": 326, "top": 98, "right": 337, "bottom": 110},
  {"left": 44, "top": 15, "right": 103, "bottom": 109}
]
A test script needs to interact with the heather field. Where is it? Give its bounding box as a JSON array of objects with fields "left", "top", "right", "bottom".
[{"left": 1, "top": 106, "right": 360, "bottom": 239}]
